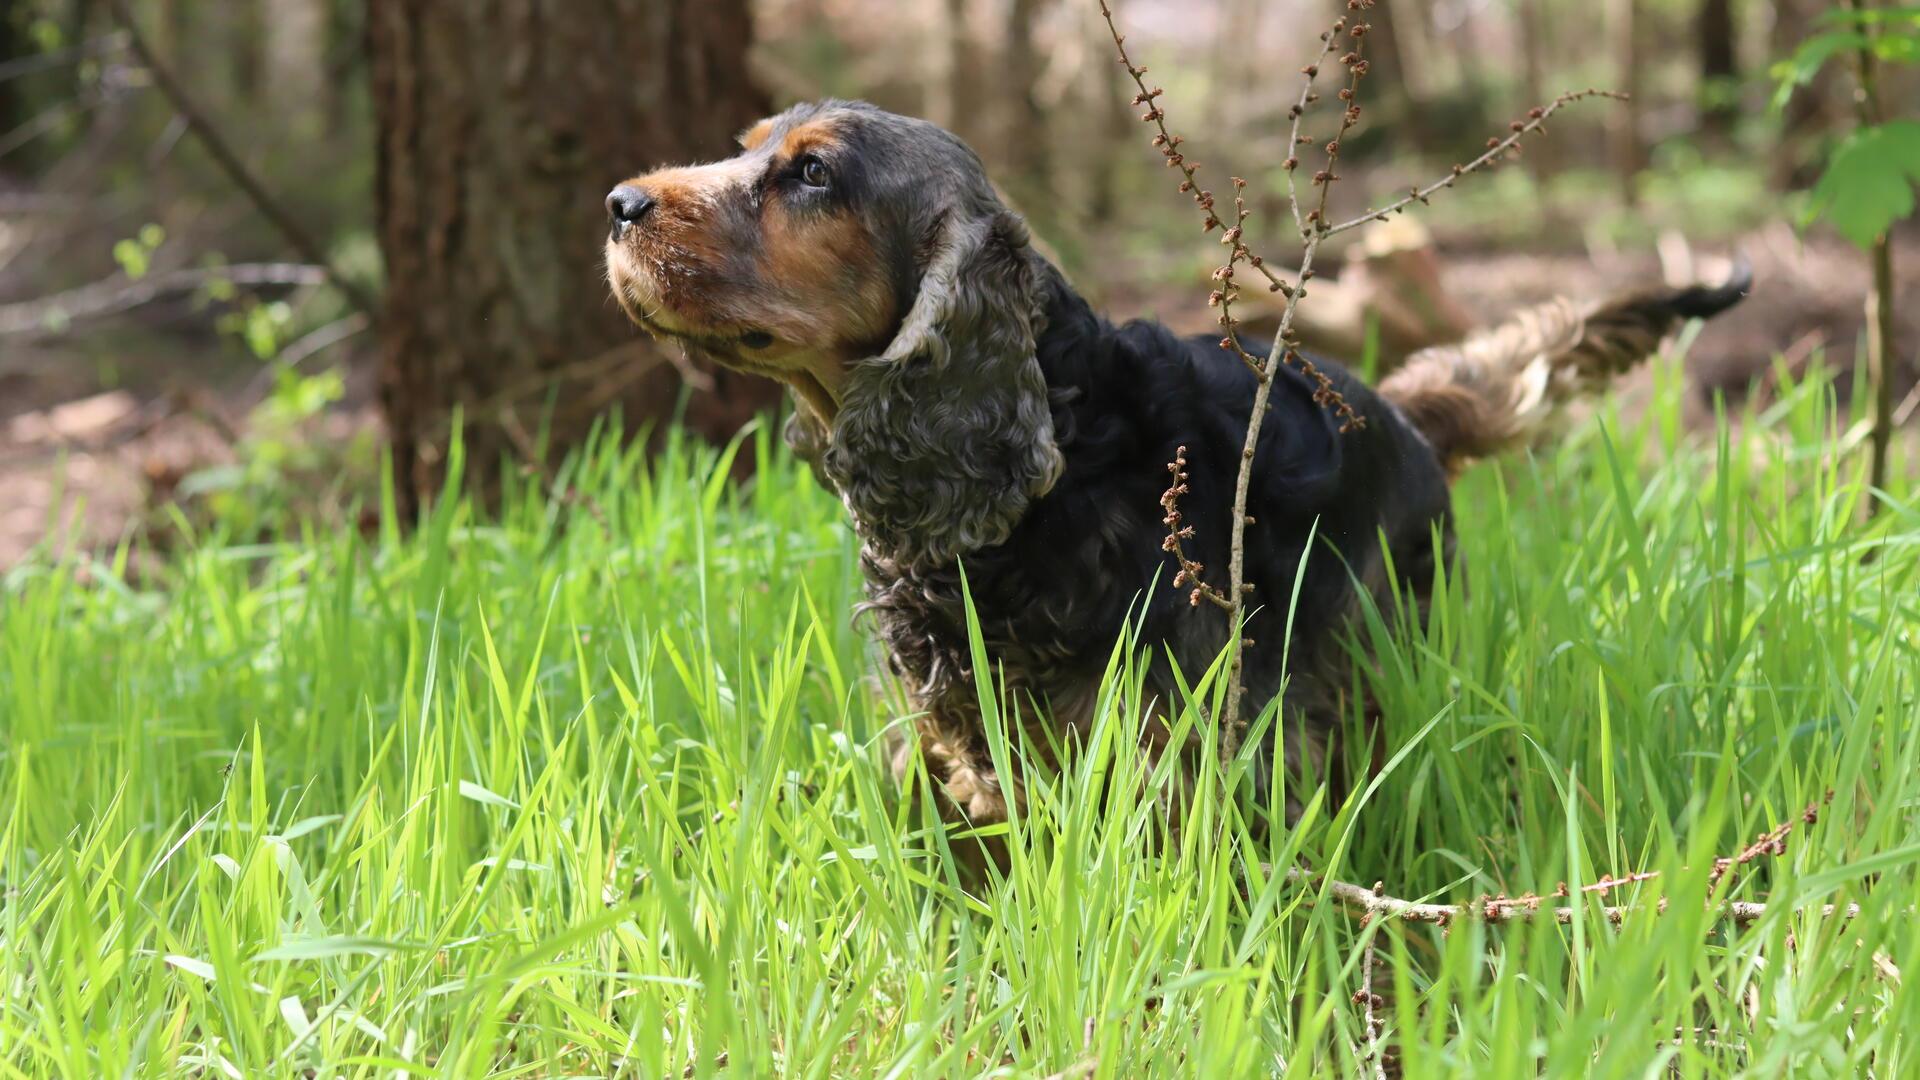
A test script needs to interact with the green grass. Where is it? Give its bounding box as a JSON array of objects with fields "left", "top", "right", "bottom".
[{"left": 3, "top": 358, "right": 1918, "bottom": 1077}]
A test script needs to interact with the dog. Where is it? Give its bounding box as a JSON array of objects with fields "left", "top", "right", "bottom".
[{"left": 604, "top": 99, "right": 1751, "bottom": 827}]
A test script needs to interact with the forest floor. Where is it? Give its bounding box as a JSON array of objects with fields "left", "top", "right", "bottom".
[{"left": 3, "top": 226, "right": 1916, "bottom": 568}]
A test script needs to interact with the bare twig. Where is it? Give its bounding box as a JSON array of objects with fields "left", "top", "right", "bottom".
[
  {"left": 1099, "top": 2, "right": 1371, "bottom": 766},
  {"left": 1161, "top": 446, "right": 1233, "bottom": 610},
  {"left": 240, "top": 313, "right": 374, "bottom": 399},
  {"left": 1891, "top": 380, "right": 1920, "bottom": 428},
  {"left": 0, "top": 32, "right": 127, "bottom": 84},
  {"left": 1097, "top": 0, "right": 1363, "bottom": 433},
  {"left": 1290, "top": 865, "right": 1862, "bottom": 926},
  {"left": 0, "top": 263, "right": 327, "bottom": 336},
  {"left": 275, "top": 313, "right": 372, "bottom": 369},
  {"left": 1710, "top": 797, "right": 1825, "bottom": 889},
  {"left": 102, "top": 0, "right": 377, "bottom": 316},
  {"left": 0, "top": 96, "right": 104, "bottom": 162},
  {"left": 1357, "top": 925, "right": 1388, "bottom": 1080},
  {"left": 1279, "top": 798, "right": 1868, "bottom": 927},
  {"left": 1219, "top": 5, "right": 1376, "bottom": 756},
  {"left": 1322, "top": 88, "right": 1629, "bottom": 237},
  {"left": 1101, "top": 0, "right": 1623, "bottom": 763},
  {"left": 1098, "top": 0, "right": 1297, "bottom": 303}
]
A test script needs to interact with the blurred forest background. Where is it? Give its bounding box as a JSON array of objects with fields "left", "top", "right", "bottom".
[{"left": 2, "top": 0, "right": 1915, "bottom": 568}]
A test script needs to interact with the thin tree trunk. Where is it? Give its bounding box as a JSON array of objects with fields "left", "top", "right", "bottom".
[
  {"left": 367, "top": 0, "right": 779, "bottom": 513},
  {"left": 1517, "top": 0, "right": 1558, "bottom": 177},
  {"left": 1383, "top": 0, "right": 1432, "bottom": 99},
  {"left": 0, "top": 6, "right": 25, "bottom": 148},
  {"left": 1206, "top": 0, "right": 1258, "bottom": 131},
  {"left": 1697, "top": 0, "right": 1737, "bottom": 137},
  {"left": 923, "top": 0, "right": 956, "bottom": 129},
  {"left": 936, "top": 0, "right": 978, "bottom": 146},
  {"left": 156, "top": 0, "right": 189, "bottom": 62},
  {"left": 1866, "top": 237, "right": 1897, "bottom": 505},
  {"left": 1849, "top": 0, "right": 1898, "bottom": 511},
  {"left": 1003, "top": 0, "right": 1052, "bottom": 211},
  {"left": 263, "top": 0, "right": 326, "bottom": 127},
  {"left": 231, "top": 0, "right": 263, "bottom": 98},
  {"left": 321, "top": 0, "right": 358, "bottom": 138},
  {"left": 1088, "top": 9, "right": 1131, "bottom": 226},
  {"left": 1771, "top": 0, "right": 1830, "bottom": 187},
  {"left": 1609, "top": 0, "right": 1643, "bottom": 203}
]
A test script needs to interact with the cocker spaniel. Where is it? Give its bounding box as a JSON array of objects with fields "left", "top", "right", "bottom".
[{"left": 604, "top": 99, "right": 1750, "bottom": 827}]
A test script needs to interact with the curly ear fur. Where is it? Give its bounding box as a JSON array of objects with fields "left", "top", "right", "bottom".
[{"left": 823, "top": 209, "right": 1063, "bottom": 567}]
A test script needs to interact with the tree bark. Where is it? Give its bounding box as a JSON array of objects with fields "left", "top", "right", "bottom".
[{"left": 367, "top": 1, "right": 779, "bottom": 512}]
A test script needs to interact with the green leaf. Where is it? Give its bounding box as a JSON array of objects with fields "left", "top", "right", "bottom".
[
  {"left": 1874, "top": 32, "right": 1920, "bottom": 64},
  {"left": 253, "top": 935, "right": 412, "bottom": 961},
  {"left": 1816, "top": 5, "right": 1920, "bottom": 29},
  {"left": 1770, "top": 30, "right": 1872, "bottom": 112},
  {"left": 276, "top": 814, "right": 342, "bottom": 842},
  {"left": 244, "top": 305, "right": 280, "bottom": 358},
  {"left": 1806, "top": 121, "right": 1920, "bottom": 248},
  {"left": 457, "top": 779, "right": 519, "bottom": 810},
  {"left": 112, "top": 239, "right": 149, "bottom": 280}
]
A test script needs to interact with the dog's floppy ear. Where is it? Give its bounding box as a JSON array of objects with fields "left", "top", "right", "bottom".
[{"left": 824, "top": 207, "right": 1063, "bottom": 568}]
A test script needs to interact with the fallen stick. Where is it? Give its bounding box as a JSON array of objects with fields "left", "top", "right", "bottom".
[{"left": 1284, "top": 866, "right": 1863, "bottom": 926}]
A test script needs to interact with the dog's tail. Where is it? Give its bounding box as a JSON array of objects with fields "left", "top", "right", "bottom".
[{"left": 1378, "top": 259, "right": 1752, "bottom": 473}]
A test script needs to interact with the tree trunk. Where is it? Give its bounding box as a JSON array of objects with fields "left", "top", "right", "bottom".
[
  {"left": 1608, "top": 0, "right": 1643, "bottom": 203},
  {"left": 1088, "top": 7, "right": 1132, "bottom": 227},
  {"left": 924, "top": 0, "right": 961, "bottom": 132},
  {"left": 231, "top": 0, "right": 264, "bottom": 98},
  {"left": 1002, "top": 0, "right": 1052, "bottom": 213},
  {"left": 1516, "top": 0, "right": 1558, "bottom": 177},
  {"left": 368, "top": 1, "right": 778, "bottom": 512},
  {"left": 321, "top": 0, "right": 359, "bottom": 138},
  {"left": 0, "top": 6, "right": 25, "bottom": 149},
  {"left": 263, "top": 0, "right": 326, "bottom": 128},
  {"left": 942, "top": 0, "right": 979, "bottom": 147},
  {"left": 1850, "top": 0, "right": 1898, "bottom": 515},
  {"left": 1697, "top": 0, "right": 1737, "bottom": 137},
  {"left": 1771, "top": 0, "right": 1834, "bottom": 188}
]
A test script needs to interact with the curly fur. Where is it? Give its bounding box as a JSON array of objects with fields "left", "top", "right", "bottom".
[{"left": 824, "top": 208, "right": 1064, "bottom": 568}]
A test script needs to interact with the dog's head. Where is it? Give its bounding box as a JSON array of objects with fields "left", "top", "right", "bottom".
[{"left": 605, "top": 100, "right": 1061, "bottom": 566}]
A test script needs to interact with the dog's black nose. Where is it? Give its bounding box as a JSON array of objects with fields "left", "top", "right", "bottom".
[{"left": 606, "top": 185, "right": 655, "bottom": 234}]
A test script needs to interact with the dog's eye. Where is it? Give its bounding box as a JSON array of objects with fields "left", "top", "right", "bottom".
[{"left": 799, "top": 156, "right": 831, "bottom": 188}]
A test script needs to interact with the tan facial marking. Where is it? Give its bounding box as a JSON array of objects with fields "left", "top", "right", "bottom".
[
  {"left": 778, "top": 118, "right": 840, "bottom": 161},
  {"left": 762, "top": 199, "right": 893, "bottom": 348},
  {"left": 739, "top": 118, "right": 775, "bottom": 150}
]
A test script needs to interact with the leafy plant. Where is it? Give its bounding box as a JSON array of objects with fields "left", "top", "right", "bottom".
[
  {"left": 1776, "top": 6, "right": 1920, "bottom": 246},
  {"left": 1807, "top": 119, "right": 1920, "bottom": 247},
  {"left": 1773, "top": 1, "right": 1917, "bottom": 507}
]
